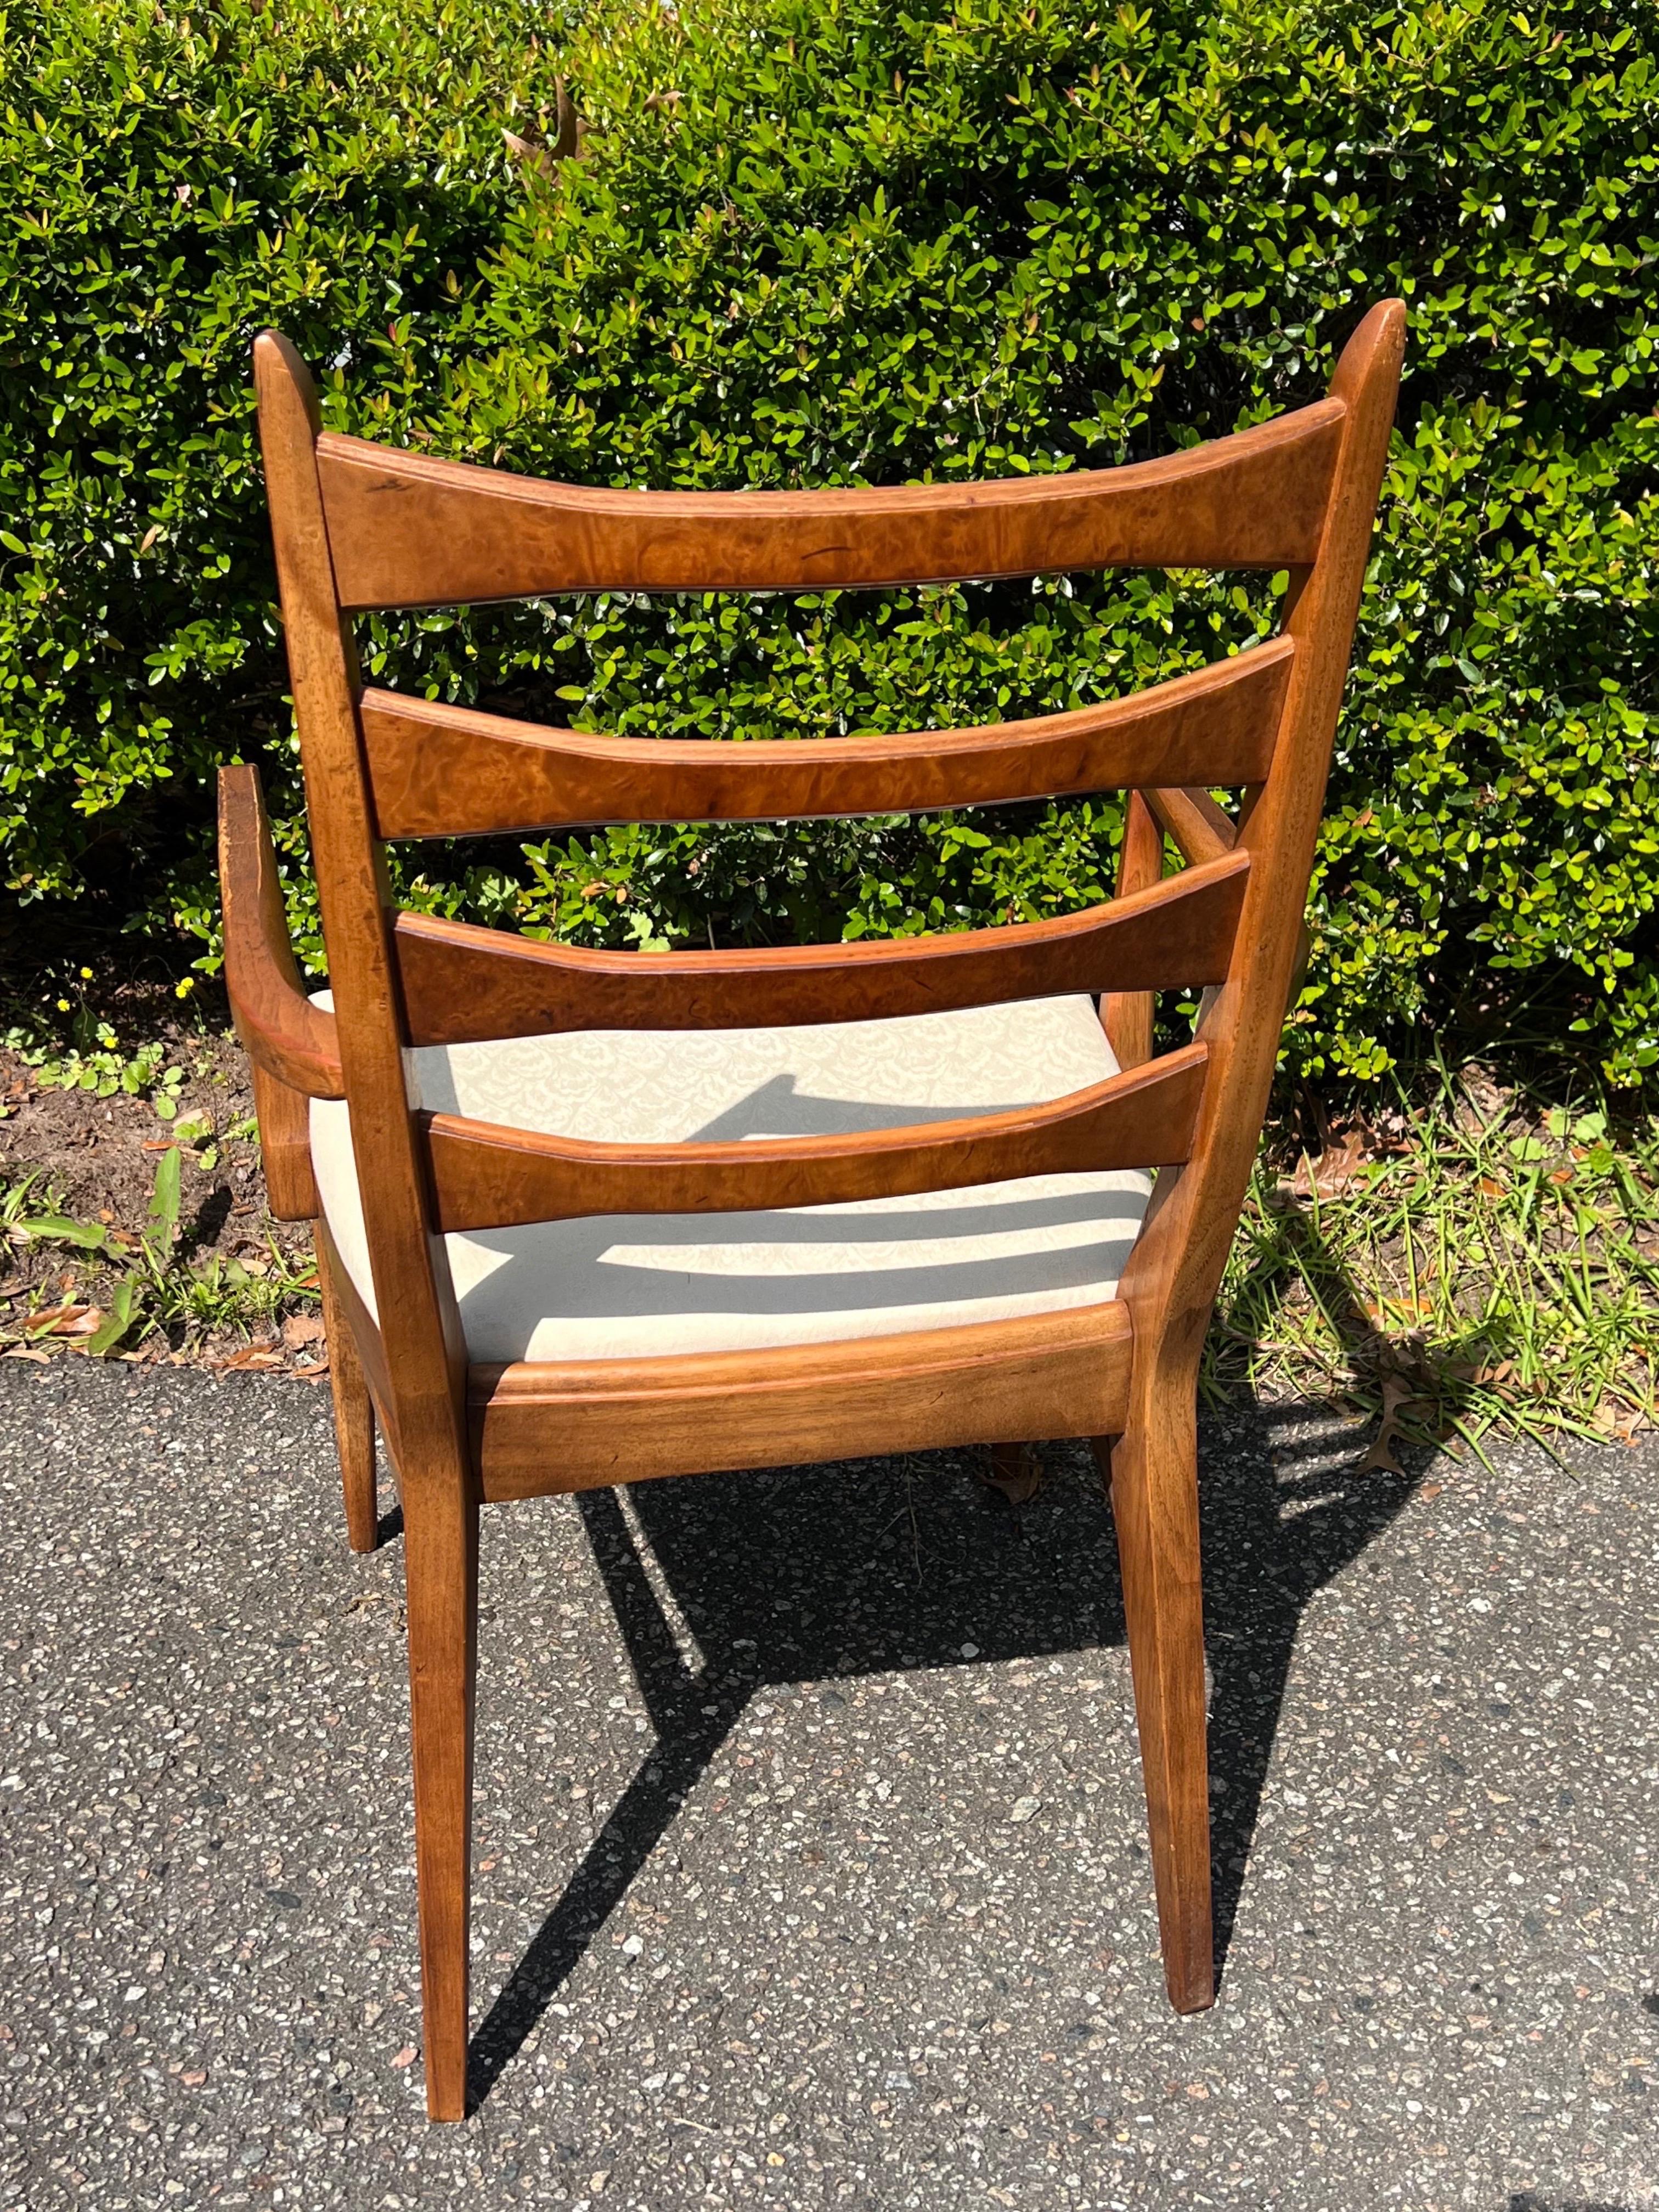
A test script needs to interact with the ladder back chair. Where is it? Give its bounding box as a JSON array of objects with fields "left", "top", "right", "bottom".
[{"left": 220, "top": 301, "right": 1404, "bottom": 2119}]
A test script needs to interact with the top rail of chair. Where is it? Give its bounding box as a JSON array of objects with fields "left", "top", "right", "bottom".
[{"left": 313, "top": 397, "right": 1346, "bottom": 611}]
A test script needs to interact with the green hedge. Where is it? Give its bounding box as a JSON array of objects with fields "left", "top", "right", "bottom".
[
  {"left": 3, "top": 0, "right": 1657, "bottom": 1080},
  {"left": 0, "top": 0, "right": 567, "bottom": 900}
]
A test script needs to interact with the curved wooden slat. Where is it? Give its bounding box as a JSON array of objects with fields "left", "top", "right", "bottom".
[
  {"left": 318, "top": 403, "right": 1345, "bottom": 611},
  {"left": 1144, "top": 785, "right": 1238, "bottom": 867},
  {"left": 217, "top": 764, "right": 345, "bottom": 1101},
  {"left": 395, "top": 848, "right": 1249, "bottom": 1044},
  {"left": 362, "top": 639, "right": 1293, "bottom": 840},
  {"left": 422, "top": 1040, "right": 1206, "bottom": 1233},
  {"left": 470, "top": 1300, "right": 1135, "bottom": 1496}
]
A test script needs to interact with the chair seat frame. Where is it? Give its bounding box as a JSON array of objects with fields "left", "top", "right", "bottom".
[{"left": 220, "top": 303, "right": 1404, "bottom": 2118}]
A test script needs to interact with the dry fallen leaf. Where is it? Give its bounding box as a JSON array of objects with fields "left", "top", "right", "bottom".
[
  {"left": 391, "top": 2044, "right": 418, "bottom": 2070},
  {"left": 1357, "top": 1436, "right": 1405, "bottom": 1477},
  {"left": 1380, "top": 1375, "right": 1419, "bottom": 1422},
  {"left": 502, "top": 126, "right": 552, "bottom": 176},
  {"left": 981, "top": 1444, "right": 1043, "bottom": 1507},
  {"left": 216, "top": 1341, "right": 285, "bottom": 1371},
  {"left": 1358, "top": 1374, "right": 1425, "bottom": 1479},
  {"left": 1454, "top": 1357, "right": 1515, "bottom": 1389},
  {"left": 281, "top": 1312, "right": 325, "bottom": 1350},
  {"left": 504, "top": 81, "right": 587, "bottom": 178},
  {"left": 551, "top": 77, "right": 582, "bottom": 160},
  {"left": 1291, "top": 1131, "right": 1367, "bottom": 1200},
  {"left": 26, "top": 1304, "right": 101, "bottom": 1339}
]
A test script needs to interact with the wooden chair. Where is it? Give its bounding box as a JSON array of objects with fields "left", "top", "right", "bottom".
[{"left": 218, "top": 301, "right": 1404, "bottom": 2119}]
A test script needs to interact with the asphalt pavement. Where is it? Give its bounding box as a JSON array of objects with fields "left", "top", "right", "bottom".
[{"left": 0, "top": 1357, "right": 1655, "bottom": 2210}]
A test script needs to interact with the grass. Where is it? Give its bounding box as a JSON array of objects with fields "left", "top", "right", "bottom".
[{"left": 1206, "top": 1056, "right": 1659, "bottom": 1455}]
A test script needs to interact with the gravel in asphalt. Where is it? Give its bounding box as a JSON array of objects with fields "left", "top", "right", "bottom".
[{"left": 0, "top": 1357, "right": 1655, "bottom": 2209}]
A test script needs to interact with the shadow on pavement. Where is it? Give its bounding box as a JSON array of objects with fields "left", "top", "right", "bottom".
[{"left": 466, "top": 1383, "right": 1429, "bottom": 2107}]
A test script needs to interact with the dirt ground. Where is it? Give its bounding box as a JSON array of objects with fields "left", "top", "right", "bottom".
[{"left": 0, "top": 1001, "right": 323, "bottom": 1372}]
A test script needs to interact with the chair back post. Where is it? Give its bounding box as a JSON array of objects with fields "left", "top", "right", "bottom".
[
  {"left": 252, "top": 335, "right": 470, "bottom": 1471},
  {"left": 1116, "top": 300, "right": 1407, "bottom": 1371}
]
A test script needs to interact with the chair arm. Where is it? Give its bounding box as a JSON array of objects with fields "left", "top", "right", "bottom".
[
  {"left": 1141, "top": 787, "right": 1309, "bottom": 1026},
  {"left": 1102, "top": 790, "right": 1164, "bottom": 1070},
  {"left": 1143, "top": 786, "right": 1237, "bottom": 868},
  {"left": 1140, "top": 787, "right": 1310, "bottom": 1022},
  {"left": 217, "top": 765, "right": 345, "bottom": 1102},
  {"left": 218, "top": 765, "right": 344, "bottom": 1222}
]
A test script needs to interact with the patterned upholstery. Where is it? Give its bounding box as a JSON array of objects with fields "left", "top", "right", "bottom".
[{"left": 311, "top": 994, "right": 1151, "bottom": 1365}]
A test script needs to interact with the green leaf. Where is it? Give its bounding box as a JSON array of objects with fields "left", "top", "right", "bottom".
[
  {"left": 84, "top": 1278, "right": 139, "bottom": 1357},
  {"left": 146, "top": 1146, "right": 183, "bottom": 1244},
  {"left": 18, "top": 1214, "right": 108, "bottom": 1250}
]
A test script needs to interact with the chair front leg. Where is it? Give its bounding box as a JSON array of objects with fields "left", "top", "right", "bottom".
[
  {"left": 403, "top": 1470, "right": 480, "bottom": 2120},
  {"left": 315, "top": 1234, "right": 378, "bottom": 1552},
  {"left": 1097, "top": 1342, "right": 1214, "bottom": 2013}
]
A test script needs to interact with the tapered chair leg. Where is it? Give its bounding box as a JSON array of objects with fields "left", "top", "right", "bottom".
[
  {"left": 315, "top": 1237, "right": 378, "bottom": 1553},
  {"left": 403, "top": 1475, "right": 480, "bottom": 2120},
  {"left": 1101, "top": 1386, "right": 1215, "bottom": 2013}
]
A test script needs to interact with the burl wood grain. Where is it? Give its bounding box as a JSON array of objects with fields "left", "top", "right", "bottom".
[
  {"left": 393, "top": 850, "right": 1249, "bottom": 1045},
  {"left": 420, "top": 1040, "right": 1207, "bottom": 1233},
  {"left": 319, "top": 404, "right": 1344, "bottom": 610},
  {"left": 361, "top": 640, "right": 1293, "bottom": 839}
]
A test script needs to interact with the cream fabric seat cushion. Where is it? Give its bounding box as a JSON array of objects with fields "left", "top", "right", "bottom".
[{"left": 311, "top": 994, "right": 1152, "bottom": 1366}]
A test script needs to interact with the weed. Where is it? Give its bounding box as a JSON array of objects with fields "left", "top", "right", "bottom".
[
  {"left": 2, "top": 1022, "right": 183, "bottom": 1112},
  {"left": 1207, "top": 1064, "right": 1658, "bottom": 1451},
  {"left": 2, "top": 1148, "right": 317, "bottom": 1355}
]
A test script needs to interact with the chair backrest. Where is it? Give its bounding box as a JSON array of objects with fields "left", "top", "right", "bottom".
[{"left": 250, "top": 302, "right": 1404, "bottom": 1427}]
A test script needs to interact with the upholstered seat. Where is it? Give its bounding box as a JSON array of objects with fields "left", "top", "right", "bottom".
[{"left": 311, "top": 993, "right": 1151, "bottom": 1365}]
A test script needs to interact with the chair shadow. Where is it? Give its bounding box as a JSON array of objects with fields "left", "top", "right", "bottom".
[{"left": 466, "top": 1201, "right": 1436, "bottom": 2108}]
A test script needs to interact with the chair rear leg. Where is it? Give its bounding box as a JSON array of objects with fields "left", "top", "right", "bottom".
[
  {"left": 316, "top": 1236, "right": 377, "bottom": 1552},
  {"left": 403, "top": 1475, "right": 479, "bottom": 2119},
  {"left": 1099, "top": 1380, "right": 1214, "bottom": 2013}
]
